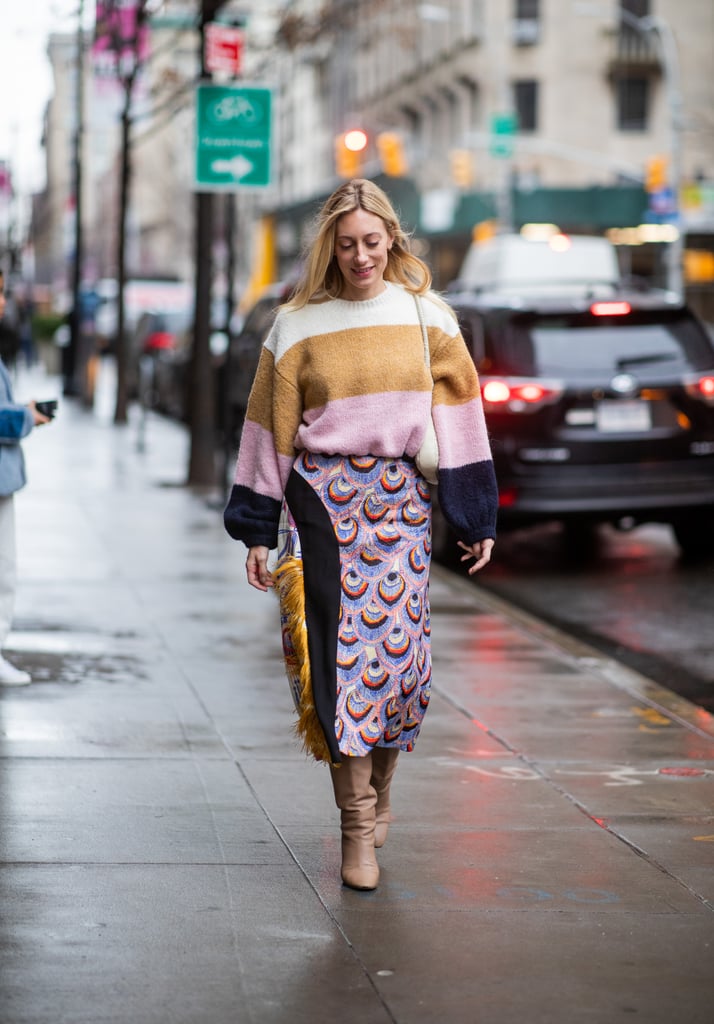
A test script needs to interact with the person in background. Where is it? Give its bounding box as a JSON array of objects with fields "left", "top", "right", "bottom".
[
  {"left": 224, "top": 179, "right": 497, "bottom": 891},
  {"left": 0, "top": 269, "right": 51, "bottom": 685}
]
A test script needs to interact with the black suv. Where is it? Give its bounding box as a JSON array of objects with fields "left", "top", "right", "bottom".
[{"left": 447, "top": 286, "right": 714, "bottom": 557}]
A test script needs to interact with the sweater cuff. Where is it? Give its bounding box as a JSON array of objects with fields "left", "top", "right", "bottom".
[{"left": 224, "top": 484, "right": 281, "bottom": 550}]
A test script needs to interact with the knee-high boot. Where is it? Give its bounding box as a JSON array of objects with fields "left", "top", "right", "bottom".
[
  {"left": 371, "top": 747, "right": 400, "bottom": 848},
  {"left": 329, "top": 754, "right": 379, "bottom": 891}
]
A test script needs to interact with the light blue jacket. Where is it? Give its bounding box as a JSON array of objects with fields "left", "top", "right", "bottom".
[{"left": 0, "top": 359, "right": 33, "bottom": 496}]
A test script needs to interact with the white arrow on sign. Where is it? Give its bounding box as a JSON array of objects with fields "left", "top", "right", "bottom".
[{"left": 211, "top": 155, "right": 254, "bottom": 179}]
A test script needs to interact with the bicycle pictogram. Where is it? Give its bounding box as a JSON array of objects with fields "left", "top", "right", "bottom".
[{"left": 208, "top": 94, "right": 262, "bottom": 126}]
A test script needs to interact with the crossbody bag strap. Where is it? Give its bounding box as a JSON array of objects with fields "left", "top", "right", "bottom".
[{"left": 413, "top": 293, "right": 430, "bottom": 369}]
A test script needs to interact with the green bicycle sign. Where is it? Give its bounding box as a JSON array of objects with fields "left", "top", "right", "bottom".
[{"left": 195, "top": 84, "right": 273, "bottom": 191}]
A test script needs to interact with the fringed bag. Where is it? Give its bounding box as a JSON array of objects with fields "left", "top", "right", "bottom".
[{"left": 272, "top": 553, "right": 333, "bottom": 763}]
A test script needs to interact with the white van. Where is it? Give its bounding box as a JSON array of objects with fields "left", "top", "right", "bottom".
[{"left": 455, "top": 233, "right": 621, "bottom": 297}]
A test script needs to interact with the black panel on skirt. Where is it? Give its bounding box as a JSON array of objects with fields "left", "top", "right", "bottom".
[{"left": 284, "top": 468, "right": 342, "bottom": 764}]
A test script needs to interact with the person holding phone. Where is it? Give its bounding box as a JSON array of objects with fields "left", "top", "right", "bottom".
[{"left": 0, "top": 269, "right": 51, "bottom": 685}]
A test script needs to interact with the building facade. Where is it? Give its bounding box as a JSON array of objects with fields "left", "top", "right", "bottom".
[
  {"left": 32, "top": 1, "right": 714, "bottom": 311},
  {"left": 264, "top": 0, "right": 714, "bottom": 297}
]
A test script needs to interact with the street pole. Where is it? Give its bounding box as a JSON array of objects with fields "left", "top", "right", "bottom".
[
  {"left": 644, "top": 15, "right": 684, "bottom": 297},
  {"left": 188, "top": 2, "right": 218, "bottom": 486},
  {"left": 65, "top": 0, "right": 85, "bottom": 396},
  {"left": 221, "top": 191, "right": 237, "bottom": 497}
]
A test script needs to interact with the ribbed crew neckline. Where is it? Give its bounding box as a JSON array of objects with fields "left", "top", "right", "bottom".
[{"left": 330, "top": 280, "right": 401, "bottom": 310}]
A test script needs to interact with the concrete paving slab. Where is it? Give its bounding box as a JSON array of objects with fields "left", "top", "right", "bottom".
[
  {"left": 332, "top": 908, "right": 714, "bottom": 1024},
  {"left": 289, "top": 821, "right": 703, "bottom": 916},
  {"left": 0, "top": 863, "right": 391, "bottom": 1024},
  {"left": 604, "top": 816, "right": 714, "bottom": 903},
  {"left": 0, "top": 759, "right": 284, "bottom": 865},
  {"left": 539, "top": 760, "right": 714, "bottom": 819}
]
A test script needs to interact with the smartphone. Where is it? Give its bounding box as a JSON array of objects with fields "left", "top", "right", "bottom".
[{"left": 35, "top": 400, "right": 58, "bottom": 419}]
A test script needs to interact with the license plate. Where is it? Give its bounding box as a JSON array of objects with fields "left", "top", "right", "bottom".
[{"left": 596, "top": 400, "right": 651, "bottom": 433}]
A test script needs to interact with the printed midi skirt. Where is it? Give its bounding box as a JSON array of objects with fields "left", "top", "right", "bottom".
[{"left": 273, "top": 452, "right": 432, "bottom": 763}]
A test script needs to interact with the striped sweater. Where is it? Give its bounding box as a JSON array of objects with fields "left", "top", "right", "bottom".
[{"left": 224, "top": 281, "right": 497, "bottom": 548}]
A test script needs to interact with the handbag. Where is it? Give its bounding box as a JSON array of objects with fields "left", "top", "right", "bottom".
[{"left": 413, "top": 294, "right": 439, "bottom": 484}]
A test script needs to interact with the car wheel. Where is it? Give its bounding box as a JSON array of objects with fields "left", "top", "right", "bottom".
[{"left": 672, "top": 510, "right": 714, "bottom": 559}]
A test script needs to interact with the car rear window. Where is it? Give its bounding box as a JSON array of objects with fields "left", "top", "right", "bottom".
[{"left": 481, "top": 309, "right": 714, "bottom": 377}]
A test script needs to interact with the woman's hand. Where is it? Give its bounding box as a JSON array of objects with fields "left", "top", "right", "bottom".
[
  {"left": 28, "top": 401, "right": 51, "bottom": 426},
  {"left": 458, "top": 538, "right": 495, "bottom": 575},
  {"left": 246, "top": 545, "right": 273, "bottom": 592}
]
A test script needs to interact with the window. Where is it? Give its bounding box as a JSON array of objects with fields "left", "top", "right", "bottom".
[
  {"left": 616, "top": 75, "right": 649, "bottom": 131},
  {"left": 513, "top": 80, "right": 538, "bottom": 132},
  {"left": 513, "top": 0, "right": 540, "bottom": 44},
  {"left": 515, "top": 0, "right": 540, "bottom": 18},
  {"left": 620, "top": 0, "right": 649, "bottom": 19}
]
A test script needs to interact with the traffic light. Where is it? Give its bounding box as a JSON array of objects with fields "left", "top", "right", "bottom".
[
  {"left": 377, "top": 132, "right": 407, "bottom": 177},
  {"left": 335, "top": 130, "right": 368, "bottom": 179},
  {"left": 645, "top": 155, "right": 668, "bottom": 193},
  {"left": 450, "top": 149, "right": 475, "bottom": 189}
]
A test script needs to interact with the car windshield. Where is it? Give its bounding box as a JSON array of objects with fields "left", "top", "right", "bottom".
[{"left": 485, "top": 309, "right": 714, "bottom": 377}]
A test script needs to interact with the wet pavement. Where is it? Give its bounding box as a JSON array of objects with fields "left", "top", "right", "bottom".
[
  {"left": 1, "top": 362, "right": 713, "bottom": 1024},
  {"left": 476, "top": 521, "right": 714, "bottom": 711}
]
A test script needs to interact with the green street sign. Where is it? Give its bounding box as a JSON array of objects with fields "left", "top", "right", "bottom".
[
  {"left": 195, "top": 83, "right": 273, "bottom": 191},
  {"left": 490, "top": 113, "right": 518, "bottom": 159}
]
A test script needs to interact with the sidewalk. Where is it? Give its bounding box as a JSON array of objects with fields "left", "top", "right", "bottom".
[{"left": 1, "top": 361, "right": 713, "bottom": 1024}]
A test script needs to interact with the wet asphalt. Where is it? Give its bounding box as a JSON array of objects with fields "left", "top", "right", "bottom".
[{"left": 1, "top": 361, "right": 713, "bottom": 1024}]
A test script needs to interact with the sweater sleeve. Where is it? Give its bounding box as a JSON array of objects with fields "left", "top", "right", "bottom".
[
  {"left": 224, "top": 317, "right": 302, "bottom": 549},
  {"left": 0, "top": 406, "right": 33, "bottom": 444},
  {"left": 428, "top": 311, "right": 498, "bottom": 544}
]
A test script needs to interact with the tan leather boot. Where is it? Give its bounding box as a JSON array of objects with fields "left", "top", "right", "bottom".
[
  {"left": 371, "top": 747, "right": 400, "bottom": 848},
  {"left": 329, "top": 754, "right": 379, "bottom": 890}
]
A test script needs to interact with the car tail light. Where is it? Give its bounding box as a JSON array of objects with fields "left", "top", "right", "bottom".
[
  {"left": 684, "top": 374, "right": 714, "bottom": 404},
  {"left": 498, "top": 487, "right": 518, "bottom": 508},
  {"left": 144, "top": 331, "right": 175, "bottom": 352},
  {"left": 590, "top": 301, "right": 631, "bottom": 316},
  {"left": 482, "top": 378, "right": 563, "bottom": 412}
]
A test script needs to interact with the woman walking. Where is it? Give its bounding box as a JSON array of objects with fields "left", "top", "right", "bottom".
[{"left": 224, "top": 179, "right": 497, "bottom": 890}]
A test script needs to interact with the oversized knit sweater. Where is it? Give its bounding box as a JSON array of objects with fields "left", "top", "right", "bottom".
[{"left": 224, "top": 281, "right": 498, "bottom": 549}]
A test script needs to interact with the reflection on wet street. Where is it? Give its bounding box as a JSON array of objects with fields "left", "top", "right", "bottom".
[{"left": 474, "top": 522, "right": 714, "bottom": 711}]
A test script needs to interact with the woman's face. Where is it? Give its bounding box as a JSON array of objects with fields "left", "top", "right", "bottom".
[{"left": 333, "top": 207, "right": 393, "bottom": 301}]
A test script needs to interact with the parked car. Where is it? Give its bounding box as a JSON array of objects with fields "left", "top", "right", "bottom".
[
  {"left": 131, "top": 308, "right": 194, "bottom": 405},
  {"left": 222, "top": 282, "right": 294, "bottom": 441},
  {"left": 443, "top": 283, "right": 714, "bottom": 558},
  {"left": 95, "top": 277, "right": 193, "bottom": 354},
  {"left": 137, "top": 287, "right": 282, "bottom": 427}
]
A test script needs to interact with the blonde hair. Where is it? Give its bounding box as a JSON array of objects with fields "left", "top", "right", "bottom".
[{"left": 286, "top": 179, "right": 431, "bottom": 309}]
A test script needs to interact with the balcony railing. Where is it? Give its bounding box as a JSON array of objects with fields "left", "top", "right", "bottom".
[{"left": 608, "top": 24, "right": 662, "bottom": 73}]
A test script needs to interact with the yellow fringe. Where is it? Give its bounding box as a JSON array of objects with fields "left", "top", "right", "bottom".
[{"left": 273, "top": 555, "right": 333, "bottom": 763}]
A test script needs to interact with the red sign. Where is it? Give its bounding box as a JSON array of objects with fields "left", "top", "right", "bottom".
[{"left": 205, "top": 24, "right": 244, "bottom": 76}]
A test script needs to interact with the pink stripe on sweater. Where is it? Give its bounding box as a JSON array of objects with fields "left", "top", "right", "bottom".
[
  {"left": 234, "top": 420, "right": 293, "bottom": 498},
  {"left": 433, "top": 397, "right": 493, "bottom": 469},
  {"left": 296, "top": 391, "right": 431, "bottom": 458}
]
